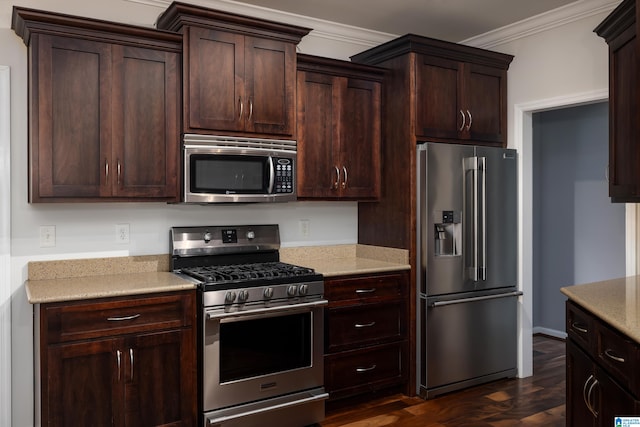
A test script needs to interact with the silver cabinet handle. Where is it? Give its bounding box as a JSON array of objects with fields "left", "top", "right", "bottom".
[
  {"left": 107, "top": 314, "right": 141, "bottom": 322},
  {"left": 571, "top": 322, "right": 588, "bottom": 334},
  {"left": 604, "top": 349, "right": 625, "bottom": 363},
  {"left": 354, "top": 321, "right": 376, "bottom": 328},
  {"left": 587, "top": 376, "right": 599, "bottom": 417},
  {"left": 466, "top": 110, "right": 473, "bottom": 131},
  {"left": 355, "top": 288, "right": 376, "bottom": 294},
  {"left": 332, "top": 166, "right": 340, "bottom": 190},
  {"left": 116, "top": 350, "right": 122, "bottom": 381},
  {"left": 459, "top": 109, "right": 466, "bottom": 131},
  {"left": 356, "top": 365, "right": 376, "bottom": 373},
  {"left": 238, "top": 97, "right": 243, "bottom": 120},
  {"left": 117, "top": 160, "right": 121, "bottom": 186},
  {"left": 105, "top": 159, "right": 109, "bottom": 182},
  {"left": 129, "top": 348, "right": 134, "bottom": 381},
  {"left": 342, "top": 166, "right": 348, "bottom": 189},
  {"left": 248, "top": 98, "right": 253, "bottom": 122}
]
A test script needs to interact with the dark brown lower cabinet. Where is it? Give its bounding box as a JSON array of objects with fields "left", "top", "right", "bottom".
[
  {"left": 324, "top": 271, "right": 409, "bottom": 403},
  {"left": 38, "top": 291, "right": 197, "bottom": 427},
  {"left": 566, "top": 300, "right": 640, "bottom": 426}
]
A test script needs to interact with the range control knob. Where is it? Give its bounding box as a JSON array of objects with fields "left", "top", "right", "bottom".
[
  {"left": 298, "top": 284, "right": 309, "bottom": 296},
  {"left": 287, "top": 285, "right": 298, "bottom": 297},
  {"left": 237, "top": 290, "right": 249, "bottom": 303},
  {"left": 224, "top": 291, "right": 237, "bottom": 304},
  {"left": 246, "top": 230, "right": 256, "bottom": 240},
  {"left": 203, "top": 232, "right": 212, "bottom": 243},
  {"left": 263, "top": 287, "right": 274, "bottom": 299}
]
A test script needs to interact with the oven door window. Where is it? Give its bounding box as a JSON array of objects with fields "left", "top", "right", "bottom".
[
  {"left": 219, "top": 312, "right": 312, "bottom": 383},
  {"left": 191, "top": 155, "right": 269, "bottom": 194}
]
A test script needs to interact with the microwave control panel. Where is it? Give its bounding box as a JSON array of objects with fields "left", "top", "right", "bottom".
[{"left": 275, "top": 158, "right": 293, "bottom": 193}]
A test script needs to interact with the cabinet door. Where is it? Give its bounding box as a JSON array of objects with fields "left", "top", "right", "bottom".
[
  {"left": 34, "top": 35, "right": 112, "bottom": 200},
  {"left": 124, "top": 330, "right": 196, "bottom": 427},
  {"left": 245, "top": 36, "right": 296, "bottom": 136},
  {"left": 186, "top": 26, "right": 244, "bottom": 132},
  {"left": 415, "top": 55, "right": 462, "bottom": 140},
  {"left": 596, "top": 365, "right": 639, "bottom": 427},
  {"left": 296, "top": 71, "right": 339, "bottom": 198},
  {"left": 567, "top": 341, "right": 597, "bottom": 427},
  {"left": 112, "top": 45, "right": 180, "bottom": 200},
  {"left": 45, "top": 338, "right": 121, "bottom": 427},
  {"left": 339, "top": 77, "right": 381, "bottom": 199},
  {"left": 607, "top": 25, "right": 638, "bottom": 201},
  {"left": 463, "top": 63, "right": 506, "bottom": 144}
]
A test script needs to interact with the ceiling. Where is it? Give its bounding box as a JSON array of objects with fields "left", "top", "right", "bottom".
[{"left": 227, "top": 0, "right": 581, "bottom": 42}]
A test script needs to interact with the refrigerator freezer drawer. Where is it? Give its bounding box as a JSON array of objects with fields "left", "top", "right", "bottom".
[{"left": 419, "top": 291, "right": 519, "bottom": 398}]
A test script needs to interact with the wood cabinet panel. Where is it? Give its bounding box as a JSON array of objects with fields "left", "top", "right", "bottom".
[
  {"left": 324, "top": 271, "right": 409, "bottom": 403},
  {"left": 13, "top": 8, "right": 182, "bottom": 202},
  {"left": 296, "top": 54, "right": 383, "bottom": 200},
  {"left": 38, "top": 291, "right": 197, "bottom": 426},
  {"left": 566, "top": 300, "right": 640, "bottom": 426}
]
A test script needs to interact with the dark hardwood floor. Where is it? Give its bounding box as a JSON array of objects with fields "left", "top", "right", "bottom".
[{"left": 321, "top": 335, "right": 565, "bottom": 426}]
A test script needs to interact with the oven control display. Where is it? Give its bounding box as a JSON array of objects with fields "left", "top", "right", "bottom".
[{"left": 221, "top": 229, "right": 238, "bottom": 244}]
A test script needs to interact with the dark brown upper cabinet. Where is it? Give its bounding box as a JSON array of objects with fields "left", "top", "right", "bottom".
[
  {"left": 296, "top": 54, "right": 384, "bottom": 200},
  {"left": 12, "top": 7, "right": 182, "bottom": 203},
  {"left": 156, "top": 2, "right": 310, "bottom": 138},
  {"left": 352, "top": 34, "right": 513, "bottom": 147},
  {"left": 595, "top": 0, "right": 640, "bottom": 202}
]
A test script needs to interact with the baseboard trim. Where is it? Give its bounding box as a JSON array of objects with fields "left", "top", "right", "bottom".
[{"left": 533, "top": 327, "right": 567, "bottom": 340}]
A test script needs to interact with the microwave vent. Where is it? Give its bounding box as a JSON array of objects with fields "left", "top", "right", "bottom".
[{"left": 183, "top": 134, "right": 297, "bottom": 153}]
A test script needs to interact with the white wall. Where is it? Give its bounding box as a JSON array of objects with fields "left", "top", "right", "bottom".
[{"left": 1, "top": 0, "right": 623, "bottom": 424}]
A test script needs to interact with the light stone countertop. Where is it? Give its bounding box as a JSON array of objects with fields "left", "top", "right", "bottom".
[
  {"left": 25, "top": 244, "right": 410, "bottom": 304},
  {"left": 561, "top": 276, "right": 640, "bottom": 344},
  {"left": 25, "top": 272, "right": 195, "bottom": 304},
  {"left": 280, "top": 244, "right": 410, "bottom": 277}
]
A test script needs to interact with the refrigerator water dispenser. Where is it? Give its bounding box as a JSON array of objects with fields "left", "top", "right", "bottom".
[{"left": 434, "top": 210, "right": 461, "bottom": 256}]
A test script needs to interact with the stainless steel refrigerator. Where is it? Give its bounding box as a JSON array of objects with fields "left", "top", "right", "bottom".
[{"left": 416, "top": 142, "right": 521, "bottom": 399}]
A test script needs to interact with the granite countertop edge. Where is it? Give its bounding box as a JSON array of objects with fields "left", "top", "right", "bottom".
[
  {"left": 26, "top": 244, "right": 411, "bottom": 304},
  {"left": 561, "top": 276, "right": 640, "bottom": 344}
]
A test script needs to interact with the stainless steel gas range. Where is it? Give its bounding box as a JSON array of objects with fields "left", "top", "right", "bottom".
[{"left": 170, "top": 224, "right": 328, "bottom": 427}]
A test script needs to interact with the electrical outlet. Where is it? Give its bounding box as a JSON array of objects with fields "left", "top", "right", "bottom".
[
  {"left": 39, "top": 225, "right": 56, "bottom": 248},
  {"left": 116, "top": 223, "right": 130, "bottom": 244},
  {"left": 299, "top": 219, "right": 310, "bottom": 238}
]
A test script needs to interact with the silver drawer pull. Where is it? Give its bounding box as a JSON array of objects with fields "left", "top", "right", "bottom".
[
  {"left": 356, "top": 365, "right": 377, "bottom": 373},
  {"left": 571, "top": 322, "right": 588, "bottom": 333},
  {"left": 107, "top": 314, "right": 141, "bottom": 322},
  {"left": 354, "top": 322, "right": 376, "bottom": 328},
  {"left": 604, "top": 349, "right": 626, "bottom": 363},
  {"left": 355, "top": 288, "right": 376, "bottom": 294}
]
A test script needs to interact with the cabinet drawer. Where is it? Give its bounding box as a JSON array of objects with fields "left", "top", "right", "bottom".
[
  {"left": 566, "top": 300, "right": 593, "bottom": 352},
  {"left": 43, "top": 291, "right": 195, "bottom": 344},
  {"left": 326, "top": 302, "right": 404, "bottom": 351},
  {"left": 325, "top": 342, "right": 405, "bottom": 395},
  {"left": 596, "top": 320, "right": 640, "bottom": 396},
  {"left": 325, "top": 273, "right": 406, "bottom": 305}
]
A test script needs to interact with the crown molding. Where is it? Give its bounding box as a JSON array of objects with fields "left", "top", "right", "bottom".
[
  {"left": 461, "top": 0, "right": 622, "bottom": 49},
  {"left": 129, "top": 0, "right": 395, "bottom": 48},
  {"left": 130, "top": 0, "right": 621, "bottom": 51}
]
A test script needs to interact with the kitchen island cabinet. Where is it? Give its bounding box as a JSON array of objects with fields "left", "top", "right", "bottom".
[
  {"left": 595, "top": 0, "right": 640, "bottom": 202},
  {"left": 562, "top": 278, "right": 640, "bottom": 425},
  {"left": 324, "top": 271, "right": 409, "bottom": 403},
  {"left": 36, "top": 290, "right": 197, "bottom": 426},
  {"left": 12, "top": 8, "right": 182, "bottom": 203},
  {"left": 296, "top": 54, "right": 383, "bottom": 199},
  {"left": 156, "top": 2, "right": 310, "bottom": 138}
]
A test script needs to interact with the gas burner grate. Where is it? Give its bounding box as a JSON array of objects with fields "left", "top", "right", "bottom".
[{"left": 181, "top": 262, "right": 315, "bottom": 284}]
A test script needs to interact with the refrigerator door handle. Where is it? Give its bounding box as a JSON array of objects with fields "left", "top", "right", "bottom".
[
  {"left": 463, "top": 156, "right": 487, "bottom": 282},
  {"left": 479, "top": 156, "right": 487, "bottom": 281},
  {"left": 464, "top": 157, "right": 480, "bottom": 281},
  {"left": 430, "top": 290, "right": 523, "bottom": 307}
]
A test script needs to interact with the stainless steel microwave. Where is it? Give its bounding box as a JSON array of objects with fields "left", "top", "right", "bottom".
[{"left": 183, "top": 134, "right": 297, "bottom": 203}]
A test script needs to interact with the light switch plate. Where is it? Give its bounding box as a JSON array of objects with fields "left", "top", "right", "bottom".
[{"left": 39, "top": 225, "right": 56, "bottom": 247}]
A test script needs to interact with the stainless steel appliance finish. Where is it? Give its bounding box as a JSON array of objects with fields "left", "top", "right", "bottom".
[
  {"left": 416, "top": 142, "right": 521, "bottom": 398},
  {"left": 170, "top": 225, "right": 328, "bottom": 427},
  {"left": 183, "top": 134, "right": 297, "bottom": 204}
]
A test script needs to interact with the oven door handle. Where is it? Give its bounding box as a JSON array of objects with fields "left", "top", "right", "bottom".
[{"left": 205, "top": 299, "right": 329, "bottom": 320}]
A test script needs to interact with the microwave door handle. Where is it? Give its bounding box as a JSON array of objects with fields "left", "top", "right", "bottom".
[{"left": 268, "top": 157, "right": 275, "bottom": 194}]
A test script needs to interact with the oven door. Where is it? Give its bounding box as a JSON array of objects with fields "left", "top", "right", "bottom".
[{"left": 202, "top": 299, "right": 326, "bottom": 412}]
